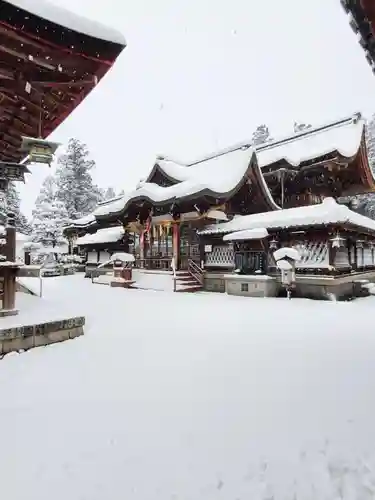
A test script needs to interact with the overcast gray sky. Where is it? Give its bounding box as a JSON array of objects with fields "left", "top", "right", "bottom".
[{"left": 18, "top": 0, "right": 375, "bottom": 216}]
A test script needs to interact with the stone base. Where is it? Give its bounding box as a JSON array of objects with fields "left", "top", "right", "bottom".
[
  {"left": 0, "top": 309, "right": 18, "bottom": 317},
  {"left": 0, "top": 316, "right": 85, "bottom": 357},
  {"left": 218, "top": 270, "right": 375, "bottom": 301},
  {"left": 203, "top": 272, "right": 227, "bottom": 293},
  {"left": 110, "top": 280, "right": 135, "bottom": 288},
  {"left": 224, "top": 274, "right": 278, "bottom": 298},
  {"left": 291, "top": 272, "right": 375, "bottom": 301},
  {"left": 85, "top": 265, "right": 111, "bottom": 279}
]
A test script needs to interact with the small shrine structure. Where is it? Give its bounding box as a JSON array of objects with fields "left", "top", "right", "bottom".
[{"left": 75, "top": 225, "right": 134, "bottom": 277}]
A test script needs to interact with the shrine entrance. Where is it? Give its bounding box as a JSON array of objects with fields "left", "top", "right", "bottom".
[
  {"left": 138, "top": 221, "right": 201, "bottom": 271},
  {"left": 179, "top": 223, "right": 200, "bottom": 270},
  {"left": 141, "top": 223, "right": 174, "bottom": 270}
]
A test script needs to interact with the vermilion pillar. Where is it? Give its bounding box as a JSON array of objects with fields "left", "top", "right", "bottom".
[
  {"left": 172, "top": 223, "right": 180, "bottom": 270},
  {"left": 139, "top": 230, "right": 145, "bottom": 267}
]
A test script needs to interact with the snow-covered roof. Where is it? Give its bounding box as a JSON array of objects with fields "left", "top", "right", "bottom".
[
  {"left": 94, "top": 150, "right": 279, "bottom": 218},
  {"left": 256, "top": 113, "right": 364, "bottom": 168},
  {"left": 156, "top": 147, "right": 256, "bottom": 188},
  {"left": 66, "top": 214, "right": 96, "bottom": 228},
  {"left": 110, "top": 252, "right": 135, "bottom": 263},
  {"left": 223, "top": 228, "right": 269, "bottom": 241},
  {"left": 151, "top": 114, "right": 365, "bottom": 184},
  {"left": 76, "top": 226, "right": 124, "bottom": 246},
  {"left": 8, "top": 0, "right": 126, "bottom": 45},
  {"left": 274, "top": 247, "right": 301, "bottom": 262},
  {"left": 199, "top": 198, "right": 375, "bottom": 235},
  {"left": 16, "top": 232, "right": 31, "bottom": 242}
]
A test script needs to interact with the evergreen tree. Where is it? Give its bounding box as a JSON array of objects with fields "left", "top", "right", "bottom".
[
  {"left": 35, "top": 175, "right": 56, "bottom": 205},
  {"left": 55, "top": 138, "right": 103, "bottom": 219},
  {"left": 104, "top": 187, "right": 116, "bottom": 200},
  {"left": 4, "top": 182, "right": 31, "bottom": 234},
  {"left": 252, "top": 124, "right": 272, "bottom": 146},
  {"left": 294, "top": 122, "right": 312, "bottom": 133},
  {"left": 31, "top": 177, "right": 69, "bottom": 247},
  {"left": 118, "top": 189, "right": 125, "bottom": 196}
]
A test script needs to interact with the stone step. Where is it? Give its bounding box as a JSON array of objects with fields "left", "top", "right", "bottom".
[
  {"left": 176, "top": 284, "right": 203, "bottom": 293},
  {"left": 177, "top": 280, "right": 199, "bottom": 287},
  {"left": 177, "top": 275, "right": 197, "bottom": 282}
]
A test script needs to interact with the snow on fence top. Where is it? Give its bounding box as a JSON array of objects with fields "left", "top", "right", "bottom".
[
  {"left": 9, "top": 0, "right": 126, "bottom": 45},
  {"left": 153, "top": 114, "right": 365, "bottom": 184},
  {"left": 76, "top": 226, "right": 124, "bottom": 246},
  {"left": 199, "top": 198, "right": 375, "bottom": 235}
]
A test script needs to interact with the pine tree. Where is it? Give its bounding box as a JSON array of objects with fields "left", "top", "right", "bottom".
[
  {"left": 4, "top": 182, "right": 31, "bottom": 234},
  {"left": 104, "top": 187, "right": 116, "bottom": 200},
  {"left": 294, "top": 122, "right": 312, "bottom": 133},
  {"left": 118, "top": 189, "right": 125, "bottom": 196},
  {"left": 31, "top": 178, "right": 69, "bottom": 247},
  {"left": 252, "top": 125, "right": 272, "bottom": 146},
  {"left": 35, "top": 175, "right": 56, "bottom": 205},
  {"left": 55, "top": 138, "right": 103, "bottom": 219}
]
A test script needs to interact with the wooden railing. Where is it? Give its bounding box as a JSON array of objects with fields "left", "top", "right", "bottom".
[
  {"left": 188, "top": 259, "right": 204, "bottom": 285},
  {"left": 135, "top": 258, "right": 171, "bottom": 270}
]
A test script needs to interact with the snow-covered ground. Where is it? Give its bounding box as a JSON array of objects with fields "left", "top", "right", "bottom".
[{"left": 1, "top": 275, "right": 375, "bottom": 499}]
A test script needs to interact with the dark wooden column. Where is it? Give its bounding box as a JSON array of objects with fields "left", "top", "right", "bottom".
[
  {"left": 2, "top": 267, "right": 16, "bottom": 311},
  {"left": 5, "top": 211, "right": 16, "bottom": 262},
  {"left": 24, "top": 251, "right": 31, "bottom": 265},
  {"left": 352, "top": 240, "right": 358, "bottom": 271}
]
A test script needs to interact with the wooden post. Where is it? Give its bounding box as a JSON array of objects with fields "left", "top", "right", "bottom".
[
  {"left": 5, "top": 211, "right": 16, "bottom": 262},
  {"left": 328, "top": 238, "right": 336, "bottom": 274},
  {"left": 24, "top": 251, "right": 31, "bottom": 265},
  {"left": 353, "top": 241, "right": 358, "bottom": 271},
  {"left": 139, "top": 230, "right": 145, "bottom": 268},
  {"left": 172, "top": 222, "right": 180, "bottom": 270},
  {"left": 2, "top": 268, "right": 16, "bottom": 311},
  {"left": 199, "top": 238, "right": 205, "bottom": 269}
]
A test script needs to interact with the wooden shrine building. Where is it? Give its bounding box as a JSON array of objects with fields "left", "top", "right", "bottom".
[
  {"left": 64, "top": 113, "right": 375, "bottom": 299},
  {"left": 0, "top": 0, "right": 125, "bottom": 314},
  {"left": 0, "top": 0, "right": 125, "bottom": 162},
  {"left": 341, "top": 0, "right": 375, "bottom": 71}
]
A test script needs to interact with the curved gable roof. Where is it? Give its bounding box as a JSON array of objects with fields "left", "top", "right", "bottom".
[
  {"left": 152, "top": 114, "right": 366, "bottom": 185},
  {"left": 94, "top": 149, "right": 279, "bottom": 220}
]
